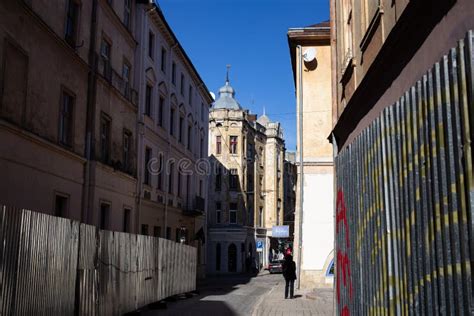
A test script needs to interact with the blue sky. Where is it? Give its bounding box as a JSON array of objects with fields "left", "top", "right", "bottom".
[{"left": 158, "top": 0, "right": 329, "bottom": 151}]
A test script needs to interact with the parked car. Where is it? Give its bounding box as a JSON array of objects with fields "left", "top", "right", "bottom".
[{"left": 268, "top": 259, "right": 284, "bottom": 274}]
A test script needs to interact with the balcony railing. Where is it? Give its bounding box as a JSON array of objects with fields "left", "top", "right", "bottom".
[
  {"left": 183, "top": 196, "right": 205, "bottom": 216},
  {"left": 97, "top": 54, "right": 138, "bottom": 106}
]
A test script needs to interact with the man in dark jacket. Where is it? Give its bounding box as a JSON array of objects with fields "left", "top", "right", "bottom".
[{"left": 282, "top": 255, "right": 297, "bottom": 299}]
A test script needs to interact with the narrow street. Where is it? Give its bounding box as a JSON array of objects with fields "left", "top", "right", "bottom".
[{"left": 145, "top": 272, "right": 333, "bottom": 316}]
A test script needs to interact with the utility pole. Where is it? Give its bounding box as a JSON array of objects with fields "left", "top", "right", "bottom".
[{"left": 296, "top": 45, "right": 304, "bottom": 289}]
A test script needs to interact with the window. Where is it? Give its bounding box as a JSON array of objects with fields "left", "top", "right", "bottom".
[
  {"left": 327, "top": 259, "right": 335, "bottom": 276},
  {"left": 229, "top": 169, "right": 238, "bottom": 190},
  {"left": 230, "top": 136, "right": 238, "bottom": 154},
  {"left": 229, "top": 203, "right": 237, "bottom": 224},
  {"left": 199, "top": 180, "right": 203, "bottom": 197},
  {"left": 65, "top": 0, "right": 79, "bottom": 46},
  {"left": 177, "top": 166, "right": 182, "bottom": 197},
  {"left": 180, "top": 73, "right": 184, "bottom": 95},
  {"left": 215, "top": 168, "right": 221, "bottom": 191},
  {"left": 166, "top": 226, "right": 171, "bottom": 239},
  {"left": 123, "top": 130, "right": 131, "bottom": 172},
  {"left": 157, "top": 154, "right": 163, "bottom": 190},
  {"left": 216, "top": 243, "right": 221, "bottom": 271},
  {"left": 216, "top": 136, "right": 222, "bottom": 154},
  {"left": 100, "top": 38, "right": 111, "bottom": 79},
  {"left": 161, "top": 47, "right": 166, "bottom": 73},
  {"left": 59, "top": 91, "right": 74, "bottom": 147},
  {"left": 168, "top": 162, "right": 174, "bottom": 194},
  {"left": 145, "top": 84, "right": 152, "bottom": 117},
  {"left": 175, "top": 228, "right": 180, "bottom": 242},
  {"left": 158, "top": 96, "right": 164, "bottom": 127},
  {"left": 171, "top": 62, "right": 176, "bottom": 85},
  {"left": 216, "top": 202, "right": 221, "bottom": 223},
  {"left": 187, "top": 125, "right": 192, "bottom": 150},
  {"left": 148, "top": 31, "right": 154, "bottom": 59},
  {"left": 169, "top": 108, "right": 175, "bottom": 136},
  {"left": 123, "top": 0, "right": 131, "bottom": 29},
  {"left": 258, "top": 207, "right": 263, "bottom": 227},
  {"left": 100, "top": 203, "right": 110, "bottom": 230},
  {"left": 54, "top": 194, "right": 68, "bottom": 218},
  {"left": 100, "top": 114, "right": 111, "bottom": 163},
  {"left": 186, "top": 174, "right": 191, "bottom": 200},
  {"left": 188, "top": 85, "right": 193, "bottom": 105},
  {"left": 122, "top": 62, "right": 131, "bottom": 88},
  {"left": 200, "top": 137, "right": 204, "bottom": 158},
  {"left": 179, "top": 117, "right": 184, "bottom": 143},
  {"left": 123, "top": 208, "right": 131, "bottom": 233},
  {"left": 154, "top": 226, "right": 161, "bottom": 237},
  {"left": 144, "top": 147, "right": 151, "bottom": 185},
  {"left": 342, "top": 0, "right": 353, "bottom": 65},
  {"left": 141, "top": 224, "right": 149, "bottom": 235}
]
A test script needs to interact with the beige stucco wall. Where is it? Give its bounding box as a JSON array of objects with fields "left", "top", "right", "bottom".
[
  {"left": 293, "top": 40, "right": 335, "bottom": 289},
  {"left": 0, "top": 0, "right": 89, "bottom": 219}
]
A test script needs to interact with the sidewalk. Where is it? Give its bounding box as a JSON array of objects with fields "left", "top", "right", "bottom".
[{"left": 253, "top": 280, "right": 334, "bottom": 316}]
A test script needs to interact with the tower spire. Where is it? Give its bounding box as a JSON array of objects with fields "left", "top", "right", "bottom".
[{"left": 226, "top": 64, "right": 231, "bottom": 84}]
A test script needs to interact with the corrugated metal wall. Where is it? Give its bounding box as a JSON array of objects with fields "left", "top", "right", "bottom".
[
  {"left": 335, "top": 31, "right": 474, "bottom": 315},
  {"left": 0, "top": 206, "right": 197, "bottom": 315}
]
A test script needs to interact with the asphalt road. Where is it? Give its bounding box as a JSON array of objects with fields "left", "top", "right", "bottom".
[{"left": 144, "top": 272, "right": 282, "bottom": 316}]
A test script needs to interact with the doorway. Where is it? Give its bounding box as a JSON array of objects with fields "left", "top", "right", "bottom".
[{"left": 228, "top": 243, "right": 237, "bottom": 272}]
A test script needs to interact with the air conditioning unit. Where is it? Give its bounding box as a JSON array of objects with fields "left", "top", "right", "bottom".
[{"left": 144, "top": 190, "right": 151, "bottom": 200}]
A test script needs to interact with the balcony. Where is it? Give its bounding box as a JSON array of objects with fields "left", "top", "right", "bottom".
[
  {"left": 183, "top": 196, "right": 205, "bottom": 217},
  {"left": 97, "top": 54, "right": 138, "bottom": 106}
]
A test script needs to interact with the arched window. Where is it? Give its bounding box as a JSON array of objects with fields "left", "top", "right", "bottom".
[
  {"left": 216, "top": 243, "right": 221, "bottom": 271},
  {"left": 326, "top": 259, "right": 334, "bottom": 276}
]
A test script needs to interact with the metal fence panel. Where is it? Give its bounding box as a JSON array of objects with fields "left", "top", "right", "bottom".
[
  {"left": 0, "top": 206, "right": 197, "bottom": 315},
  {"left": 335, "top": 30, "right": 474, "bottom": 315}
]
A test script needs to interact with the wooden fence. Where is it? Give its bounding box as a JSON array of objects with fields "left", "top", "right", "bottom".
[{"left": 0, "top": 205, "right": 197, "bottom": 315}]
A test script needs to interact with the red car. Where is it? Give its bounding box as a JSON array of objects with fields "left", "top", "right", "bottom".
[{"left": 268, "top": 259, "right": 284, "bottom": 274}]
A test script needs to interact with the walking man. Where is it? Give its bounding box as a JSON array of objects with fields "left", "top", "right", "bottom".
[{"left": 282, "top": 254, "right": 297, "bottom": 299}]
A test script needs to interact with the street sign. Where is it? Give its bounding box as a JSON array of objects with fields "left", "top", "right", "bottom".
[
  {"left": 272, "top": 225, "right": 289, "bottom": 238},
  {"left": 256, "top": 240, "right": 263, "bottom": 252}
]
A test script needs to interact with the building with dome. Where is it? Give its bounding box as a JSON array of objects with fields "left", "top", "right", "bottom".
[{"left": 207, "top": 72, "right": 286, "bottom": 274}]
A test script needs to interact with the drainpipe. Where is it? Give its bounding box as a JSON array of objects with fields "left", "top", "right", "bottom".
[
  {"left": 135, "top": 4, "right": 147, "bottom": 234},
  {"left": 82, "top": 0, "right": 98, "bottom": 225},
  {"left": 296, "top": 45, "right": 304, "bottom": 290}
]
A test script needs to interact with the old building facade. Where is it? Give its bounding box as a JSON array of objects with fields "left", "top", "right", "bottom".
[
  {"left": 288, "top": 22, "right": 335, "bottom": 288},
  {"left": 134, "top": 2, "right": 211, "bottom": 277},
  {"left": 0, "top": 0, "right": 139, "bottom": 232},
  {"left": 0, "top": 0, "right": 210, "bottom": 277},
  {"left": 207, "top": 76, "right": 285, "bottom": 274},
  {"left": 283, "top": 152, "right": 297, "bottom": 241},
  {"left": 331, "top": 0, "right": 474, "bottom": 314}
]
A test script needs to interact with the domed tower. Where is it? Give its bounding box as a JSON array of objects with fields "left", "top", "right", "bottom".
[{"left": 212, "top": 71, "right": 242, "bottom": 110}]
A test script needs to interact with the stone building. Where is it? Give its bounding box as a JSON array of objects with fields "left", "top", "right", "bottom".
[
  {"left": 134, "top": 2, "right": 212, "bottom": 277},
  {"left": 207, "top": 75, "right": 285, "bottom": 274},
  {"left": 0, "top": 2, "right": 210, "bottom": 280},
  {"left": 330, "top": 0, "right": 474, "bottom": 313},
  {"left": 288, "top": 22, "right": 335, "bottom": 288},
  {"left": 283, "top": 152, "right": 297, "bottom": 241},
  {"left": 0, "top": 0, "right": 139, "bottom": 232}
]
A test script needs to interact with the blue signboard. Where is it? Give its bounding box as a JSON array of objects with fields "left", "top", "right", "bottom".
[
  {"left": 272, "top": 225, "right": 289, "bottom": 238},
  {"left": 256, "top": 240, "right": 263, "bottom": 252}
]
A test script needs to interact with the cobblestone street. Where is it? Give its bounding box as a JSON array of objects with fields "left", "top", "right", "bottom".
[{"left": 145, "top": 272, "right": 333, "bottom": 316}]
